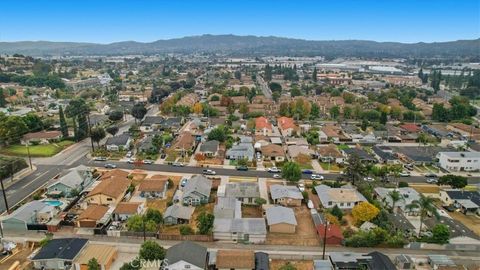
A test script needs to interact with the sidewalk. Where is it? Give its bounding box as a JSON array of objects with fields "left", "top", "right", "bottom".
[{"left": 311, "top": 160, "right": 324, "bottom": 173}]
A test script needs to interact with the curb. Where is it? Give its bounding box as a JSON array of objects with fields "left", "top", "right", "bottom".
[{"left": 2, "top": 165, "right": 37, "bottom": 189}]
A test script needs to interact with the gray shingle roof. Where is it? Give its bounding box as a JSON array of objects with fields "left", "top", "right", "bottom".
[
  {"left": 3, "top": 200, "right": 53, "bottom": 223},
  {"left": 166, "top": 241, "right": 207, "bottom": 268},
  {"left": 200, "top": 140, "right": 219, "bottom": 153},
  {"left": 225, "top": 182, "right": 260, "bottom": 199},
  {"left": 164, "top": 205, "right": 194, "bottom": 220},
  {"left": 105, "top": 133, "right": 130, "bottom": 146},
  {"left": 266, "top": 206, "right": 297, "bottom": 226},
  {"left": 214, "top": 218, "right": 267, "bottom": 234},
  {"left": 214, "top": 197, "right": 241, "bottom": 219},
  {"left": 270, "top": 185, "right": 303, "bottom": 200},
  {"left": 183, "top": 175, "right": 212, "bottom": 198}
]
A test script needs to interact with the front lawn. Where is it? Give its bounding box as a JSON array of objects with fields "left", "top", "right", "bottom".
[
  {"left": 320, "top": 162, "right": 342, "bottom": 172},
  {"left": 0, "top": 140, "right": 75, "bottom": 157}
]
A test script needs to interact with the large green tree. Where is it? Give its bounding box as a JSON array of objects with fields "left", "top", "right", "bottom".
[
  {"left": 139, "top": 241, "right": 165, "bottom": 261},
  {"left": 65, "top": 99, "right": 90, "bottom": 141},
  {"left": 59, "top": 106, "right": 68, "bottom": 138},
  {"left": 407, "top": 195, "right": 439, "bottom": 237},
  {"left": 131, "top": 103, "right": 147, "bottom": 123},
  {"left": 90, "top": 127, "right": 106, "bottom": 147},
  {"left": 196, "top": 211, "right": 214, "bottom": 235},
  {"left": 438, "top": 174, "right": 468, "bottom": 189},
  {"left": 282, "top": 162, "right": 302, "bottom": 183},
  {"left": 431, "top": 224, "right": 450, "bottom": 244}
]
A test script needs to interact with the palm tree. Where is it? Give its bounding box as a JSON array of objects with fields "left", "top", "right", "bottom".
[
  {"left": 388, "top": 190, "right": 404, "bottom": 213},
  {"left": 407, "top": 195, "right": 439, "bottom": 237}
]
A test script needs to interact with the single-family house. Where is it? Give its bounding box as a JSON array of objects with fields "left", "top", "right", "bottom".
[
  {"left": 288, "top": 145, "right": 315, "bottom": 159},
  {"left": 99, "top": 169, "right": 129, "bottom": 181},
  {"left": 374, "top": 187, "right": 420, "bottom": 214},
  {"left": 113, "top": 202, "right": 144, "bottom": 221},
  {"left": 265, "top": 206, "right": 297, "bottom": 233},
  {"left": 172, "top": 131, "right": 196, "bottom": 154},
  {"left": 163, "top": 205, "right": 195, "bottom": 225},
  {"left": 372, "top": 146, "right": 398, "bottom": 164},
  {"left": 255, "top": 117, "right": 273, "bottom": 136},
  {"left": 138, "top": 135, "right": 157, "bottom": 154},
  {"left": 270, "top": 185, "right": 303, "bottom": 206},
  {"left": 261, "top": 144, "right": 286, "bottom": 163},
  {"left": 342, "top": 148, "right": 376, "bottom": 163},
  {"left": 199, "top": 140, "right": 220, "bottom": 157},
  {"left": 213, "top": 218, "right": 267, "bottom": 244},
  {"left": 317, "top": 145, "right": 345, "bottom": 164},
  {"left": 165, "top": 241, "right": 208, "bottom": 270},
  {"left": 77, "top": 205, "right": 111, "bottom": 228},
  {"left": 328, "top": 252, "right": 373, "bottom": 270},
  {"left": 226, "top": 142, "right": 255, "bottom": 161},
  {"left": 315, "top": 185, "right": 367, "bottom": 209},
  {"left": 216, "top": 250, "right": 255, "bottom": 270},
  {"left": 105, "top": 133, "right": 131, "bottom": 151},
  {"left": 224, "top": 182, "right": 260, "bottom": 205},
  {"left": 1, "top": 201, "right": 57, "bottom": 234},
  {"left": 21, "top": 130, "right": 62, "bottom": 145},
  {"left": 74, "top": 244, "right": 118, "bottom": 270},
  {"left": 47, "top": 165, "right": 95, "bottom": 198},
  {"left": 85, "top": 177, "right": 131, "bottom": 206},
  {"left": 138, "top": 178, "right": 168, "bottom": 199},
  {"left": 140, "top": 116, "right": 164, "bottom": 133},
  {"left": 214, "top": 197, "right": 242, "bottom": 219},
  {"left": 277, "top": 117, "right": 297, "bottom": 137},
  {"left": 367, "top": 252, "right": 397, "bottom": 270},
  {"left": 182, "top": 175, "right": 212, "bottom": 206},
  {"left": 31, "top": 238, "right": 88, "bottom": 270},
  {"left": 439, "top": 189, "right": 480, "bottom": 215}
]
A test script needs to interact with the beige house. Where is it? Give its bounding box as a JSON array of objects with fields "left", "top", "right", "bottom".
[
  {"left": 216, "top": 249, "right": 255, "bottom": 270},
  {"left": 85, "top": 177, "right": 131, "bottom": 206},
  {"left": 266, "top": 206, "right": 297, "bottom": 234}
]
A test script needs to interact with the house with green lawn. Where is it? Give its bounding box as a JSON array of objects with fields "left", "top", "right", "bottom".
[{"left": 47, "top": 165, "right": 96, "bottom": 198}]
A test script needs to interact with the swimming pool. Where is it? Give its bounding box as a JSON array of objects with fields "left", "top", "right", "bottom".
[{"left": 43, "top": 200, "right": 63, "bottom": 207}]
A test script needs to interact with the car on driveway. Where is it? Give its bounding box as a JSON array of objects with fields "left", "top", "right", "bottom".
[
  {"left": 311, "top": 174, "right": 324, "bottom": 180},
  {"left": 104, "top": 163, "right": 117, "bottom": 169},
  {"left": 126, "top": 151, "right": 133, "bottom": 158},
  {"left": 93, "top": 156, "right": 107, "bottom": 161},
  {"left": 268, "top": 167, "right": 281, "bottom": 173},
  {"left": 180, "top": 178, "right": 188, "bottom": 187},
  {"left": 298, "top": 183, "right": 305, "bottom": 192},
  {"left": 203, "top": 169, "right": 216, "bottom": 175},
  {"left": 272, "top": 174, "right": 282, "bottom": 179},
  {"left": 426, "top": 178, "right": 438, "bottom": 184}
]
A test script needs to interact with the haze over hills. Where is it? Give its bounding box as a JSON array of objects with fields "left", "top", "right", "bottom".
[{"left": 0, "top": 34, "right": 479, "bottom": 58}]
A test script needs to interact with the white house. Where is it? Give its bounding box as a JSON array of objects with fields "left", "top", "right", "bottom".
[{"left": 437, "top": 152, "right": 480, "bottom": 172}]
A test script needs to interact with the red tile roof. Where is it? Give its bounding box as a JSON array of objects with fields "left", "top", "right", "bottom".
[
  {"left": 316, "top": 224, "right": 344, "bottom": 245},
  {"left": 400, "top": 123, "right": 420, "bottom": 133},
  {"left": 277, "top": 117, "right": 296, "bottom": 130},
  {"left": 255, "top": 117, "right": 272, "bottom": 130}
]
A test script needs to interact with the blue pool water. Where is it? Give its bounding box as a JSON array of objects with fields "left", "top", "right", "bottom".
[{"left": 43, "top": 200, "right": 63, "bottom": 207}]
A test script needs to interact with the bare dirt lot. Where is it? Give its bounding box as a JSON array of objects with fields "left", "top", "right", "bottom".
[
  {"left": 270, "top": 260, "right": 313, "bottom": 270},
  {"left": 449, "top": 211, "right": 480, "bottom": 236},
  {"left": 146, "top": 175, "right": 181, "bottom": 213},
  {"left": 242, "top": 205, "right": 263, "bottom": 218},
  {"left": 266, "top": 206, "right": 320, "bottom": 246}
]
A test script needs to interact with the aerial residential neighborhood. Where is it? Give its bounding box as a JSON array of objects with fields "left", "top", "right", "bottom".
[{"left": 0, "top": 1, "right": 478, "bottom": 269}]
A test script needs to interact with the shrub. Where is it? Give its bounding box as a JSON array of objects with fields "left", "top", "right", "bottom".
[
  {"left": 398, "top": 181, "right": 409, "bottom": 188},
  {"left": 179, "top": 225, "right": 194, "bottom": 235}
]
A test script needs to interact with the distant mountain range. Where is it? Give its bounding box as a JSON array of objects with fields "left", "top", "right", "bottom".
[{"left": 0, "top": 34, "right": 478, "bottom": 58}]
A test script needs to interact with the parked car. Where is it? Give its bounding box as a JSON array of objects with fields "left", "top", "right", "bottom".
[
  {"left": 424, "top": 173, "right": 438, "bottom": 178},
  {"left": 298, "top": 183, "right": 305, "bottom": 192},
  {"left": 93, "top": 156, "right": 107, "bottom": 161},
  {"left": 399, "top": 171, "right": 411, "bottom": 177},
  {"left": 180, "top": 178, "right": 188, "bottom": 187},
  {"left": 268, "top": 167, "right": 281, "bottom": 173},
  {"left": 127, "top": 158, "right": 135, "bottom": 164},
  {"left": 404, "top": 164, "right": 414, "bottom": 171},
  {"left": 426, "top": 178, "right": 438, "bottom": 184},
  {"left": 307, "top": 200, "right": 314, "bottom": 209},
  {"left": 143, "top": 160, "right": 153, "bottom": 164},
  {"left": 203, "top": 169, "right": 216, "bottom": 175},
  {"left": 104, "top": 163, "right": 117, "bottom": 169},
  {"left": 443, "top": 205, "right": 456, "bottom": 212},
  {"left": 236, "top": 166, "right": 248, "bottom": 171},
  {"left": 272, "top": 174, "right": 281, "bottom": 179},
  {"left": 311, "top": 174, "right": 324, "bottom": 180},
  {"left": 302, "top": 169, "right": 314, "bottom": 175},
  {"left": 126, "top": 151, "right": 133, "bottom": 158},
  {"left": 172, "top": 162, "right": 184, "bottom": 167},
  {"left": 160, "top": 153, "right": 167, "bottom": 159},
  {"left": 364, "top": 176, "right": 375, "bottom": 182}
]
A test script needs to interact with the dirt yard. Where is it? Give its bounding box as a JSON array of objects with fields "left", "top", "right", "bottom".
[
  {"left": 242, "top": 205, "right": 263, "bottom": 218},
  {"left": 146, "top": 176, "right": 181, "bottom": 213},
  {"left": 0, "top": 243, "right": 34, "bottom": 270},
  {"left": 410, "top": 184, "right": 440, "bottom": 194},
  {"left": 270, "top": 260, "right": 313, "bottom": 270},
  {"left": 266, "top": 206, "right": 320, "bottom": 246},
  {"left": 449, "top": 211, "right": 480, "bottom": 236},
  {"left": 129, "top": 171, "right": 147, "bottom": 185}
]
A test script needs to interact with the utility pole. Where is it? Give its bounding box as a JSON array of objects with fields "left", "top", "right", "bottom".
[
  {"left": 322, "top": 221, "right": 329, "bottom": 260},
  {"left": 142, "top": 215, "right": 146, "bottom": 242},
  {"left": 26, "top": 143, "right": 32, "bottom": 170},
  {"left": 1, "top": 176, "right": 10, "bottom": 214},
  {"left": 86, "top": 113, "right": 95, "bottom": 152}
]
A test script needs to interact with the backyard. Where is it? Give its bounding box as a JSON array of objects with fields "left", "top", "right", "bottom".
[{"left": 0, "top": 140, "right": 75, "bottom": 157}]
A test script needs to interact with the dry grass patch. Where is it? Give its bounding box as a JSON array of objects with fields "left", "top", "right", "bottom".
[
  {"left": 411, "top": 184, "right": 440, "bottom": 194},
  {"left": 449, "top": 211, "right": 480, "bottom": 236},
  {"left": 242, "top": 205, "right": 263, "bottom": 218},
  {"left": 270, "top": 260, "right": 313, "bottom": 270},
  {"left": 129, "top": 172, "right": 147, "bottom": 185}
]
